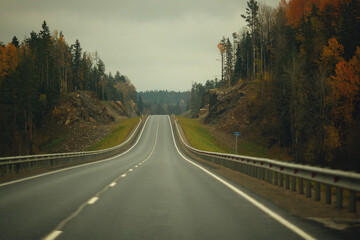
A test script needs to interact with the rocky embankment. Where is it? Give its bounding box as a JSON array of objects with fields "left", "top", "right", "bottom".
[
  {"left": 52, "top": 91, "right": 114, "bottom": 125},
  {"left": 35, "top": 91, "right": 133, "bottom": 154},
  {"left": 198, "top": 81, "right": 261, "bottom": 143}
]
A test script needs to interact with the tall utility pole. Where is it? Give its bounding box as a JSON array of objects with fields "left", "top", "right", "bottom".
[
  {"left": 217, "top": 43, "right": 225, "bottom": 84},
  {"left": 221, "top": 50, "right": 224, "bottom": 84}
]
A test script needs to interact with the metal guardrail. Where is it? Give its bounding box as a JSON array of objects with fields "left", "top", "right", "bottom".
[
  {"left": 173, "top": 118, "right": 360, "bottom": 213},
  {"left": 0, "top": 117, "right": 147, "bottom": 178}
]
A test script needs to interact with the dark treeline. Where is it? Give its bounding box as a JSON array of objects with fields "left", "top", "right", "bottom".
[
  {"left": 0, "top": 21, "right": 137, "bottom": 156},
  {"left": 190, "top": 78, "right": 222, "bottom": 117},
  {"left": 139, "top": 90, "right": 189, "bottom": 115},
  {"left": 190, "top": 0, "right": 360, "bottom": 170}
]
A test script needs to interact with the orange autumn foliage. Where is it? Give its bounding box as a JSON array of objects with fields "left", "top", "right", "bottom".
[
  {"left": 286, "top": 0, "right": 341, "bottom": 27},
  {"left": 330, "top": 47, "right": 360, "bottom": 123},
  {"left": 321, "top": 38, "right": 344, "bottom": 72},
  {"left": 322, "top": 38, "right": 343, "bottom": 59},
  {"left": 0, "top": 43, "right": 19, "bottom": 84},
  {"left": 318, "top": 0, "right": 340, "bottom": 13},
  {"left": 286, "top": 0, "right": 308, "bottom": 27}
]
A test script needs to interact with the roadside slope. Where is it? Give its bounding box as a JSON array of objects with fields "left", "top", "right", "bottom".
[{"left": 34, "top": 91, "right": 136, "bottom": 154}]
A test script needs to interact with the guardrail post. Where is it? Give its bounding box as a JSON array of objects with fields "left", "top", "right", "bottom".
[
  {"left": 285, "top": 175, "right": 290, "bottom": 189},
  {"left": 279, "top": 173, "right": 284, "bottom": 187},
  {"left": 325, "top": 185, "right": 332, "bottom": 204},
  {"left": 291, "top": 176, "right": 296, "bottom": 192},
  {"left": 306, "top": 180, "right": 312, "bottom": 198},
  {"left": 268, "top": 170, "right": 273, "bottom": 184},
  {"left": 349, "top": 191, "right": 356, "bottom": 213},
  {"left": 261, "top": 168, "right": 265, "bottom": 180},
  {"left": 315, "top": 182, "right": 321, "bottom": 201},
  {"left": 274, "top": 172, "right": 278, "bottom": 185},
  {"left": 299, "top": 178, "right": 304, "bottom": 194},
  {"left": 336, "top": 188, "right": 343, "bottom": 209}
]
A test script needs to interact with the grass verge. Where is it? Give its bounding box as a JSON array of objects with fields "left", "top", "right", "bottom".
[
  {"left": 235, "top": 140, "right": 269, "bottom": 158},
  {"left": 87, "top": 116, "right": 141, "bottom": 151},
  {"left": 176, "top": 116, "right": 270, "bottom": 158},
  {"left": 44, "top": 138, "right": 65, "bottom": 149},
  {"left": 176, "top": 117, "right": 231, "bottom": 153}
]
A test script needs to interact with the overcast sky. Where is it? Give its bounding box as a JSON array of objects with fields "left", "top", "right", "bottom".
[{"left": 0, "top": 0, "right": 280, "bottom": 92}]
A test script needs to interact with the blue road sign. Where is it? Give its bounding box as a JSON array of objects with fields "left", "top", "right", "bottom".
[{"left": 234, "top": 132, "right": 240, "bottom": 136}]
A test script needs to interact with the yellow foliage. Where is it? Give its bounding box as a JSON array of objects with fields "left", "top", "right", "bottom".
[
  {"left": 324, "top": 125, "right": 341, "bottom": 150},
  {"left": 263, "top": 71, "right": 271, "bottom": 82},
  {"left": 39, "top": 94, "right": 47, "bottom": 102},
  {"left": 0, "top": 43, "right": 19, "bottom": 83},
  {"left": 321, "top": 38, "right": 344, "bottom": 62},
  {"left": 52, "top": 106, "right": 60, "bottom": 115}
]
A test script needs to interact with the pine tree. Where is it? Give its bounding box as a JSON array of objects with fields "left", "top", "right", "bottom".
[
  {"left": 71, "top": 39, "right": 82, "bottom": 91},
  {"left": 241, "top": 0, "right": 260, "bottom": 77},
  {"left": 11, "top": 36, "right": 19, "bottom": 48}
]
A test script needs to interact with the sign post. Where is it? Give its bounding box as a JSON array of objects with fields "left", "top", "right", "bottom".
[{"left": 234, "top": 132, "right": 240, "bottom": 154}]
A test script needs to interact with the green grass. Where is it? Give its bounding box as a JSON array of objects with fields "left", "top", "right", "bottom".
[
  {"left": 44, "top": 138, "right": 65, "bottom": 149},
  {"left": 236, "top": 140, "right": 269, "bottom": 158},
  {"left": 87, "top": 116, "right": 141, "bottom": 151},
  {"left": 177, "top": 116, "right": 270, "bottom": 158},
  {"left": 177, "top": 117, "right": 231, "bottom": 153}
]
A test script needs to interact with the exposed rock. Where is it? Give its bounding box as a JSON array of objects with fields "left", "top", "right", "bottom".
[
  {"left": 52, "top": 91, "right": 114, "bottom": 126},
  {"left": 199, "top": 80, "right": 261, "bottom": 143}
]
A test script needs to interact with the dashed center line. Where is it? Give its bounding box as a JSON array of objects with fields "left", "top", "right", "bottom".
[
  {"left": 43, "top": 230, "right": 62, "bottom": 240},
  {"left": 42, "top": 117, "right": 160, "bottom": 240},
  {"left": 87, "top": 197, "right": 99, "bottom": 205}
]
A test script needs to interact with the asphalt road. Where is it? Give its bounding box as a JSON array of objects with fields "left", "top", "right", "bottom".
[{"left": 0, "top": 115, "right": 349, "bottom": 240}]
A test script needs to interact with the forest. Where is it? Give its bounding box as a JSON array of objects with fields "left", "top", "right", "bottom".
[
  {"left": 0, "top": 21, "right": 138, "bottom": 156},
  {"left": 190, "top": 0, "right": 360, "bottom": 170},
  {"left": 139, "top": 90, "right": 189, "bottom": 115}
]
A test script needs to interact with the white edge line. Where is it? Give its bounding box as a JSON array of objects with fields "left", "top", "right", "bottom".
[
  {"left": 42, "top": 230, "right": 62, "bottom": 240},
  {"left": 87, "top": 197, "right": 99, "bottom": 205},
  {"left": 167, "top": 116, "right": 316, "bottom": 240},
  {"left": 109, "top": 182, "right": 116, "bottom": 187},
  {"left": 0, "top": 116, "right": 151, "bottom": 187}
]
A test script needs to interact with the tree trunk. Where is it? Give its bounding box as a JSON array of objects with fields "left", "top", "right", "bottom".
[{"left": 29, "top": 92, "right": 33, "bottom": 154}]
